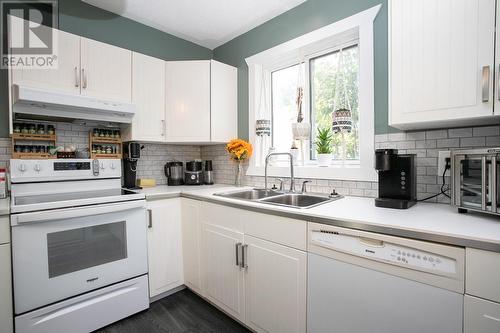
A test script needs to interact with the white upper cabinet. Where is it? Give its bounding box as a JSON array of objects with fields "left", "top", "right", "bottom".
[
  {"left": 11, "top": 29, "right": 80, "bottom": 94},
  {"left": 165, "top": 60, "right": 211, "bottom": 142},
  {"left": 80, "top": 38, "right": 132, "bottom": 102},
  {"left": 389, "top": 0, "right": 497, "bottom": 130},
  {"left": 123, "top": 52, "right": 166, "bottom": 142},
  {"left": 165, "top": 60, "right": 237, "bottom": 143},
  {"left": 211, "top": 60, "right": 238, "bottom": 142}
]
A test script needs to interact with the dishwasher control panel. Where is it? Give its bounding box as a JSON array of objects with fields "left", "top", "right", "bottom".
[{"left": 311, "top": 230, "right": 457, "bottom": 275}]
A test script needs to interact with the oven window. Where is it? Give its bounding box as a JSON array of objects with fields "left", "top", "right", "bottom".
[{"left": 47, "top": 221, "right": 128, "bottom": 278}]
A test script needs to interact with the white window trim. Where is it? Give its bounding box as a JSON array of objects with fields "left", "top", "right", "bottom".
[{"left": 245, "top": 4, "right": 381, "bottom": 182}]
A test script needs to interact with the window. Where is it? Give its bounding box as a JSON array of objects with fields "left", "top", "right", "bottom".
[
  {"left": 310, "top": 44, "right": 359, "bottom": 161},
  {"left": 246, "top": 5, "right": 380, "bottom": 181}
]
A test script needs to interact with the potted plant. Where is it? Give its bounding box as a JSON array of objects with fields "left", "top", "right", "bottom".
[{"left": 315, "top": 127, "right": 333, "bottom": 167}]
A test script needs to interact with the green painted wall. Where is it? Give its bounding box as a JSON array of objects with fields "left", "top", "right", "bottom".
[
  {"left": 213, "top": 0, "right": 397, "bottom": 139},
  {"left": 0, "top": 0, "right": 212, "bottom": 137}
]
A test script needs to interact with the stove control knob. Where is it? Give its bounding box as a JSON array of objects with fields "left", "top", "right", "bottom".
[
  {"left": 34, "top": 163, "right": 41, "bottom": 172},
  {"left": 110, "top": 162, "right": 116, "bottom": 170},
  {"left": 100, "top": 162, "right": 106, "bottom": 169},
  {"left": 18, "top": 163, "right": 26, "bottom": 172}
]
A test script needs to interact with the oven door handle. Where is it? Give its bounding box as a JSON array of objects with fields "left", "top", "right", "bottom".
[{"left": 11, "top": 200, "right": 146, "bottom": 226}]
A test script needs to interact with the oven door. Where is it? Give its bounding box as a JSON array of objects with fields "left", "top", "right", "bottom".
[
  {"left": 453, "top": 154, "right": 497, "bottom": 212},
  {"left": 11, "top": 200, "right": 148, "bottom": 315}
]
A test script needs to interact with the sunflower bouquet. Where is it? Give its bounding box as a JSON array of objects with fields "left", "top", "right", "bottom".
[{"left": 226, "top": 139, "right": 253, "bottom": 161}]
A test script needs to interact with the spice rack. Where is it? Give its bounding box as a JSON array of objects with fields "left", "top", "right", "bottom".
[
  {"left": 89, "top": 131, "right": 122, "bottom": 159},
  {"left": 11, "top": 132, "right": 57, "bottom": 159}
]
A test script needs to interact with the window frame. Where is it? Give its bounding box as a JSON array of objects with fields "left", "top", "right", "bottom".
[{"left": 245, "top": 5, "right": 381, "bottom": 182}]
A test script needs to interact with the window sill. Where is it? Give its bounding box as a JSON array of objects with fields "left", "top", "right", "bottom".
[{"left": 246, "top": 164, "right": 377, "bottom": 182}]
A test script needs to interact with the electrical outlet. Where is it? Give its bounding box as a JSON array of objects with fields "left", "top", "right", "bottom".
[{"left": 438, "top": 151, "right": 451, "bottom": 177}]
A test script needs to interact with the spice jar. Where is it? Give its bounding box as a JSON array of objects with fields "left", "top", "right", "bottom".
[
  {"left": 13, "top": 123, "right": 21, "bottom": 133},
  {"left": 105, "top": 146, "right": 112, "bottom": 154},
  {"left": 28, "top": 124, "right": 36, "bottom": 134},
  {"left": 91, "top": 145, "right": 97, "bottom": 155},
  {"left": 14, "top": 145, "right": 22, "bottom": 153},
  {"left": 47, "top": 125, "right": 55, "bottom": 135},
  {"left": 99, "top": 129, "right": 105, "bottom": 137},
  {"left": 21, "top": 124, "right": 29, "bottom": 134},
  {"left": 37, "top": 124, "right": 45, "bottom": 135},
  {"left": 93, "top": 128, "right": 99, "bottom": 137},
  {"left": 113, "top": 130, "right": 120, "bottom": 138}
]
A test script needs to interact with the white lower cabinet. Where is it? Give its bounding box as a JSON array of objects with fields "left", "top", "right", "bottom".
[
  {"left": 465, "top": 295, "right": 500, "bottom": 333},
  {"left": 0, "top": 242, "right": 13, "bottom": 333},
  {"left": 182, "top": 200, "right": 307, "bottom": 333},
  {"left": 201, "top": 222, "right": 245, "bottom": 322},
  {"left": 146, "top": 198, "right": 183, "bottom": 298},
  {"left": 181, "top": 199, "right": 203, "bottom": 294},
  {"left": 244, "top": 235, "right": 306, "bottom": 333}
]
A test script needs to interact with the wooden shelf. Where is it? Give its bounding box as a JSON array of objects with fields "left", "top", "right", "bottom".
[
  {"left": 89, "top": 135, "right": 122, "bottom": 144},
  {"left": 90, "top": 153, "right": 122, "bottom": 159},
  {"left": 12, "top": 152, "right": 56, "bottom": 159},
  {"left": 12, "top": 133, "right": 56, "bottom": 141}
]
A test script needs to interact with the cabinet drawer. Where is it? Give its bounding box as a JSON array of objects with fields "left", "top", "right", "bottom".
[
  {"left": 465, "top": 295, "right": 500, "bottom": 333},
  {"left": 0, "top": 215, "right": 9, "bottom": 245},
  {"left": 466, "top": 248, "right": 500, "bottom": 303}
]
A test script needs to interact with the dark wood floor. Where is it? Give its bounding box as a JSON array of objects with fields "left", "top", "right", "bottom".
[{"left": 95, "top": 289, "right": 250, "bottom": 333}]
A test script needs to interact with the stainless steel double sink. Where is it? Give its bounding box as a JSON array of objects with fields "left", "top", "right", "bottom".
[{"left": 214, "top": 188, "right": 342, "bottom": 209}]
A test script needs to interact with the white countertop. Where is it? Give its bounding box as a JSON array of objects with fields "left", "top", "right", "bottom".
[
  {"left": 0, "top": 197, "right": 9, "bottom": 216},
  {"left": 135, "top": 185, "right": 500, "bottom": 251}
]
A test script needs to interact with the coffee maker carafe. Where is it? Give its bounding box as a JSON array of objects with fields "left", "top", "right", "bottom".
[
  {"left": 123, "top": 142, "right": 143, "bottom": 189},
  {"left": 164, "top": 161, "right": 184, "bottom": 186},
  {"left": 374, "top": 149, "right": 416, "bottom": 209}
]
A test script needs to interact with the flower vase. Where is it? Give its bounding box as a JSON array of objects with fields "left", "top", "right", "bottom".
[{"left": 235, "top": 161, "right": 243, "bottom": 186}]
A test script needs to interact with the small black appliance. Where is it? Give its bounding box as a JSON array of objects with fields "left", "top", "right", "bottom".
[
  {"left": 185, "top": 160, "right": 203, "bottom": 185},
  {"left": 165, "top": 161, "right": 184, "bottom": 186},
  {"left": 374, "top": 149, "right": 416, "bottom": 209},
  {"left": 123, "top": 142, "right": 144, "bottom": 189},
  {"left": 204, "top": 160, "right": 214, "bottom": 185}
]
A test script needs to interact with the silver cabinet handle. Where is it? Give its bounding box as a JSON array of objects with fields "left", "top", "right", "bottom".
[
  {"left": 81, "top": 68, "right": 87, "bottom": 89},
  {"left": 481, "top": 156, "right": 487, "bottom": 210},
  {"left": 491, "top": 156, "right": 497, "bottom": 212},
  {"left": 74, "top": 67, "right": 79, "bottom": 87},
  {"left": 235, "top": 242, "right": 242, "bottom": 267},
  {"left": 242, "top": 244, "right": 248, "bottom": 269},
  {"left": 147, "top": 209, "right": 153, "bottom": 228},
  {"left": 161, "top": 119, "right": 165, "bottom": 136},
  {"left": 482, "top": 65, "right": 491, "bottom": 102},
  {"left": 498, "top": 65, "right": 500, "bottom": 101}
]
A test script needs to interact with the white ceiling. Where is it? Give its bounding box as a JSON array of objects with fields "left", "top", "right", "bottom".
[{"left": 82, "top": 0, "right": 306, "bottom": 49}]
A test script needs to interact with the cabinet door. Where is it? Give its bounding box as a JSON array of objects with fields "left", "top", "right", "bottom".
[
  {"left": 244, "top": 235, "right": 306, "bottom": 333},
  {"left": 147, "top": 198, "right": 183, "bottom": 298},
  {"left": 390, "top": 0, "right": 496, "bottom": 129},
  {"left": 465, "top": 295, "right": 500, "bottom": 333},
  {"left": 201, "top": 222, "right": 245, "bottom": 322},
  {"left": 210, "top": 60, "right": 237, "bottom": 143},
  {"left": 181, "top": 199, "right": 203, "bottom": 294},
  {"left": 80, "top": 37, "right": 132, "bottom": 102},
  {"left": 126, "top": 52, "right": 166, "bottom": 142},
  {"left": 165, "top": 61, "right": 210, "bottom": 142},
  {"left": 11, "top": 29, "right": 80, "bottom": 94},
  {"left": 0, "top": 244, "right": 13, "bottom": 333}
]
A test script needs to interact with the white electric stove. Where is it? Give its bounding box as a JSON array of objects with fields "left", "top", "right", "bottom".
[{"left": 9, "top": 159, "right": 150, "bottom": 333}]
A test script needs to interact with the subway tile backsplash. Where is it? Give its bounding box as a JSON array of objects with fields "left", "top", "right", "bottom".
[{"left": 3, "top": 123, "right": 500, "bottom": 203}]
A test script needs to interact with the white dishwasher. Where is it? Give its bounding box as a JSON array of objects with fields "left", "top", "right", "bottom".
[{"left": 307, "top": 222, "right": 465, "bottom": 333}]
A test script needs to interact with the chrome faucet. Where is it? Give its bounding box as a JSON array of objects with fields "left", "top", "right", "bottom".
[{"left": 265, "top": 152, "right": 295, "bottom": 193}]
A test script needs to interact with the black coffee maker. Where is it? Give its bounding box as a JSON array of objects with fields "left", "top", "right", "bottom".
[
  {"left": 374, "top": 149, "right": 416, "bottom": 209},
  {"left": 123, "top": 142, "right": 144, "bottom": 189}
]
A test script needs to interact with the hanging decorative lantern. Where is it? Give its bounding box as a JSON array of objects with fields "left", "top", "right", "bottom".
[
  {"left": 332, "top": 108, "right": 352, "bottom": 134},
  {"left": 255, "top": 119, "right": 271, "bottom": 136}
]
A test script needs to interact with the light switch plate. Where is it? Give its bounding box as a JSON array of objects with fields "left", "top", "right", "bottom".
[{"left": 438, "top": 151, "right": 451, "bottom": 177}]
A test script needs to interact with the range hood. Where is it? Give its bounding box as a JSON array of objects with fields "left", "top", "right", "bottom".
[{"left": 11, "top": 84, "right": 137, "bottom": 124}]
